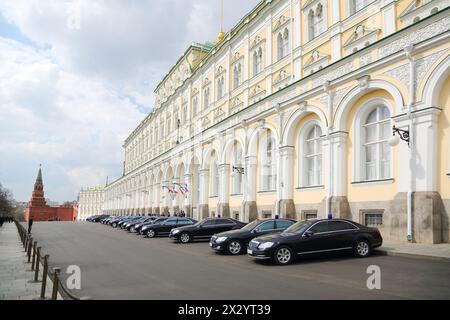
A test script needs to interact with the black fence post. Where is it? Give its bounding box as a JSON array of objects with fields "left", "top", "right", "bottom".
[
  {"left": 40, "top": 254, "right": 49, "bottom": 299},
  {"left": 31, "top": 241, "right": 37, "bottom": 270},
  {"left": 34, "top": 247, "right": 41, "bottom": 282},
  {"left": 27, "top": 237, "right": 33, "bottom": 263},
  {"left": 51, "top": 267, "right": 61, "bottom": 300}
]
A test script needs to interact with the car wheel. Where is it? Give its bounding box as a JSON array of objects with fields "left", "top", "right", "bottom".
[
  {"left": 180, "top": 232, "right": 191, "bottom": 244},
  {"left": 354, "top": 239, "right": 371, "bottom": 257},
  {"left": 227, "top": 240, "right": 242, "bottom": 255},
  {"left": 273, "top": 246, "right": 293, "bottom": 265},
  {"left": 147, "top": 230, "right": 156, "bottom": 238},
  {"left": 130, "top": 227, "right": 135, "bottom": 232}
]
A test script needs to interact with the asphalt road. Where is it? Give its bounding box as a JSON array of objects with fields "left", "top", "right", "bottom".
[{"left": 27, "top": 222, "right": 450, "bottom": 300}]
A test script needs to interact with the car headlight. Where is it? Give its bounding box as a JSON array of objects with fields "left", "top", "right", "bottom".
[
  {"left": 172, "top": 229, "right": 180, "bottom": 234},
  {"left": 258, "top": 242, "right": 274, "bottom": 250},
  {"left": 216, "top": 236, "right": 228, "bottom": 243}
]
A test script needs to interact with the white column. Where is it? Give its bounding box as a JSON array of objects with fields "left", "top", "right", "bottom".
[
  {"left": 279, "top": 146, "right": 295, "bottom": 200},
  {"left": 218, "top": 164, "right": 230, "bottom": 205},
  {"left": 331, "top": 132, "right": 348, "bottom": 197},
  {"left": 244, "top": 156, "right": 257, "bottom": 203},
  {"left": 184, "top": 173, "right": 193, "bottom": 208},
  {"left": 199, "top": 169, "right": 209, "bottom": 206}
]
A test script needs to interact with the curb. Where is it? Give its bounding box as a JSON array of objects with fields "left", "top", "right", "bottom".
[{"left": 375, "top": 249, "right": 450, "bottom": 262}]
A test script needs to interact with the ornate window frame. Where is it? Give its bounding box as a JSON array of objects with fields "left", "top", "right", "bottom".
[{"left": 353, "top": 98, "right": 394, "bottom": 183}]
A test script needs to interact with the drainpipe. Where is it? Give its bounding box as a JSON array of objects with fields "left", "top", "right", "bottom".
[
  {"left": 323, "top": 81, "right": 333, "bottom": 218},
  {"left": 405, "top": 44, "right": 415, "bottom": 242}
]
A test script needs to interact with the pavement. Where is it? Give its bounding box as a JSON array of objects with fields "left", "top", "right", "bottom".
[
  {"left": 23, "top": 221, "right": 450, "bottom": 300},
  {"left": 0, "top": 222, "right": 42, "bottom": 300},
  {"left": 379, "top": 241, "right": 450, "bottom": 262}
]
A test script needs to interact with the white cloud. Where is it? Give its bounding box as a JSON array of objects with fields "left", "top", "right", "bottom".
[{"left": 0, "top": 0, "right": 260, "bottom": 202}]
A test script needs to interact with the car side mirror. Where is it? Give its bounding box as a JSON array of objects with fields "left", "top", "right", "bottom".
[
  {"left": 252, "top": 228, "right": 260, "bottom": 233},
  {"left": 303, "top": 231, "right": 314, "bottom": 238}
]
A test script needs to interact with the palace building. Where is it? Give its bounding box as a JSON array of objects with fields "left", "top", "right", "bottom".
[
  {"left": 77, "top": 186, "right": 105, "bottom": 221},
  {"left": 102, "top": 0, "right": 450, "bottom": 244}
]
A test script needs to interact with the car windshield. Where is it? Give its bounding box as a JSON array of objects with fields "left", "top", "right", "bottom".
[
  {"left": 283, "top": 220, "right": 312, "bottom": 234},
  {"left": 240, "top": 220, "right": 261, "bottom": 231}
]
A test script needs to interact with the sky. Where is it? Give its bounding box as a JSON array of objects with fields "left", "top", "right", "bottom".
[{"left": 0, "top": 0, "right": 261, "bottom": 202}]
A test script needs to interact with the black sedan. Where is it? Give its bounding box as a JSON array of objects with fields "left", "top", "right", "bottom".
[
  {"left": 247, "top": 219, "right": 383, "bottom": 265},
  {"left": 138, "top": 217, "right": 168, "bottom": 235},
  {"left": 209, "top": 218, "right": 296, "bottom": 255},
  {"left": 142, "top": 217, "right": 197, "bottom": 238},
  {"left": 169, "top": 218, "right": 246, "bottom": 243}
]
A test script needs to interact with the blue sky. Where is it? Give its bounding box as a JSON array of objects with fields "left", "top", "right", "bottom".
[{"left": 0, "top": 0, "right": 260, "bottom": 202}]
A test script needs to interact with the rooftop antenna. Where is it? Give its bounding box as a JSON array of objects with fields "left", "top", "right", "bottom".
[{"left": 105, "top": 176, "right": 109, "bottom": 186}]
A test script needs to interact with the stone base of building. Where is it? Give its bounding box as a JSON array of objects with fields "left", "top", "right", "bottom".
[
  {"left": 279, "top": 199, "right": 296, "bottom": 219},
  {"left": 242, "top": 201, "right": 257, "bottom": 222},
  {"left": 183, "top": 205, "right": 191, "bottom": 217},
  {"left": 153, "top": 207, "right": 160, "bottom": 215},
  {"left": 199, "top": 204, "right": 209, "bottom": 219},
  {"left": 389, "top": 192, "right": 443, "bottom": 244},
  {"left": 217, "top": 203, "right": 230, "bottom": 217},
  {"left": 330, "top": 196, "right": 351, "bottom": 219}
]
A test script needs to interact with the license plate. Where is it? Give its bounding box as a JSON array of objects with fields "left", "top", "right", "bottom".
[{"left": 247, "top": 249, "right": 253, "bottom": 255}]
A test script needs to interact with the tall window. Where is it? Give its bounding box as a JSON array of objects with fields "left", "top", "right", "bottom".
[
  {"left": 233, "top": 63, "right": 242, "bottom": 89},
  {"left": 350, "top": 0, "right": 371, "bottom": 15},
  {"left": 363, "top": 106, "right": 391, "bottom": 180},
  {"left": 253, "top": 47, "right": 263, "bottom": 77},
  {"left": 210, "top": 154, "right": 219, "bottom": 197},
  {"left": 217, "top": 76, "right": 225, "bottom": 100},
  {"left": 182, "top": 104, "right": 187, "bottom": 124},
  {"left": 166, "top": 116, "right": 171, "bottom": 134},
  {"left": 231, "top": 142, "right": 244, "bottom": 194},
  {"left": 277, "top": 28, "right": 289, "bottom": 61},
  {"left": 260, "top": 130, "right": 277, "bottom": 191},
  {"left": 308, "top": 3, "right": 325, "bottom": 41},
  {"left": 304, "top": 125, "right": 323, "bottom": 186},
  {"left": 203, "top": 87, "right": 210, "bottom": 110},
  {"left": 192, "top": 96, "right": 198, "bottom": 117}
]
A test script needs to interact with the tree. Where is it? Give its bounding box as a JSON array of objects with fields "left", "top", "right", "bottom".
[{"left": 0, "top": 183, "right": 14, "bottom": 217}]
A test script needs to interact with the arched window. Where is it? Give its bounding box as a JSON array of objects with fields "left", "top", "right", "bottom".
[
  {"left": 233, "top": 63, "right": 242, "bottom": 89},
  {"left": 283, "top": 28, "right": 289, "bottom": 57},
  {"left": 210, "top": 153, "right": 219, "bottom": 197},
  {"left": 308, "top": 9, "right": 315, "bottom": 41},
  {"left": 217, "top": 76, "right": 224, "bottom": 100},
  {"left": 203, "top": 87, "right": 210, "bottom": 109},
  {"left": 303, "top": 125, "right": 323, "bottom": 186},
  {"left": 253, "top": 47, "right": 263, "bottom": 76},
  {"left": 192, "top": 96, "right": 198, "bottom": 117},
  {"left": 308, "top": 3, "right": 325, "bottom": 40},
  {"left": 257, "top": 47, "right": 263, "bottom": 73},
  {"left": 252, "top": 51, "right": 258, "bottom": 77},
  {"left": 362, "top": 105, "right": 391, "bottom": 180},
  {"left": 231, "top": 142, "right": 244, "bottom": 194},
  {"left": 277, "top": 32, "right": 284, "bottom": 61},
  {"left": 260, "top": 130, "right": 277, "bottom": 191}
]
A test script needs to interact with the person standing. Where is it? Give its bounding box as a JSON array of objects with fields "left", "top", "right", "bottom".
[{"left": 28, "top": 217, "right": 34, "bottom": 234}]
